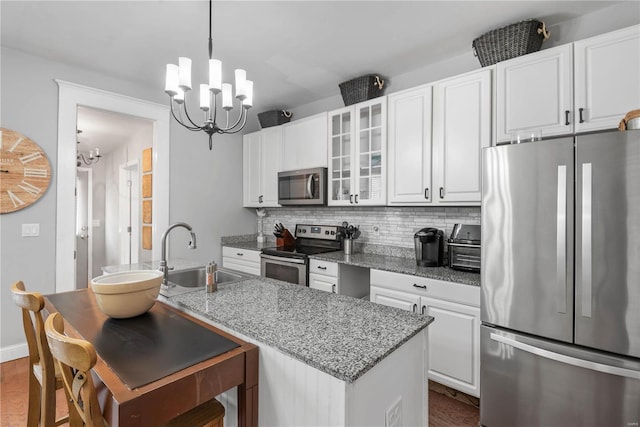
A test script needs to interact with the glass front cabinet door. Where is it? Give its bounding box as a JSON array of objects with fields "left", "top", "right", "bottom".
[{"left": 328, "top": 97, "right": 387, "bottom": 206}]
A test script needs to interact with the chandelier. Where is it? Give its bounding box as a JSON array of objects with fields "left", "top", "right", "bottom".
[
  {"left": 164, "top": 0, "right": 253, "bottom": 150},
  {"left": 77, "top": 148, "right": 101, "bottom": 166},
  {"left": 76, "top": 130, "right": 102, "bottom": 166}
]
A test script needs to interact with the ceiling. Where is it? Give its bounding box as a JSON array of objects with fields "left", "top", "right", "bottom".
[{"left": 1, "top": 1, "right": 622, "bottom": 150}]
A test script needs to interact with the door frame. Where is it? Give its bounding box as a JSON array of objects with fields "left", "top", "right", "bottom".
[
  {"left": 118, "top": 160, "right": 141, "bottom": 265},
  {"left": 55, "top": 80, "right": 170, "bottom": 293},
  {"left": 76, "top": 167, "right": 93, "bottom": 286}
]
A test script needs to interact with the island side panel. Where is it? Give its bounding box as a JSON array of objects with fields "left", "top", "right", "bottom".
[
  {"left": 177, "top": 306, "right": 348, "bottom": 426},
  {"left": 346, "top": 329, "right": 428, "bottom": 426}
]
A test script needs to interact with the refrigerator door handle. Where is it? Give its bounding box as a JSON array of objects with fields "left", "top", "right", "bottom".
[
  {"left": 581, "top": 163, "right": 593, "bottom": 318},
  {"left": 556, "top": 165, "right": 567, "bottom": 314},
  {"left": 490, "top": 333, "right": 640, "bottom": 380}
]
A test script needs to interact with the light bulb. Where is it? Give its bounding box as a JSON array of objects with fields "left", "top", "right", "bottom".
[
  {"left": 209, "top": 59, "right": 222, "bottom": 94},
  {"left": 200, "top": 84, "right": 210, "bottom": 111},
  {"left": 243, "top": 80, "right": 253, "bottom": 108},
  {"left": 235, "top": 69, "right": 247, "bottom": 100},
  {"left": 165, "top": 64, "right": 179, "bottom": 96},
  {"left": 222, "top": 83, "right": 233, "bottom": 110},
  {"left": 178, "top": 57, "right": 192, "bottom": 91}
]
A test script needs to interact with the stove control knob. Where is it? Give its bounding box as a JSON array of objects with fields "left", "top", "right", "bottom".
[
  {"left": 331, "top": 231, "right": 335, "bottom": 235},
  {"left": 325, "top": 230, "right": 329, "bottom": 235}
]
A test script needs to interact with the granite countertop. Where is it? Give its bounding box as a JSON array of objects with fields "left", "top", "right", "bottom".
[
  {"left": 166, "top": 278, "right": 434, "bottom": 383},
  {"left": 311, "top": 251, "right": 481, "bottom": 287},
  {"left": 220, "top": 235, "right": 481, "bottom": 287}
]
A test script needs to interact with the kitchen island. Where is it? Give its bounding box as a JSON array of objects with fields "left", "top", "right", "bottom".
[{"left": 162, "top": 276, "right": 433, "bottom": 426}]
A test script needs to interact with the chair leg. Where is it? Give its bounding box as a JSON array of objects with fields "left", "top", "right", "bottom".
[
  {"left": 40, "top": 369, "right": 57, "bottom": 427},
  {"left": 27, "top": 369, "right": 41, "bottom": 427}
]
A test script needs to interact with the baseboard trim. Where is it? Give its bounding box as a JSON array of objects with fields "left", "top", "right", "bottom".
[{"left": 0, "top": 343, "right": 28, "bottom": 363}]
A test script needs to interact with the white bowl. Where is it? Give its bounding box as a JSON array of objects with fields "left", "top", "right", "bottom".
[{"left": 90, "top": 270, "right": 163, "bottom": 319}]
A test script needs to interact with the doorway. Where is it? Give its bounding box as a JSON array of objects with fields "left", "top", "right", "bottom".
[{"left": 56, "top": 80, "right": 170, "bottom": 294}]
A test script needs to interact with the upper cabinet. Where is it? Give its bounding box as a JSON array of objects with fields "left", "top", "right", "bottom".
[
  {"left": 496, "top": 44, "right": 573, "bottom": 142},
  {"left": 388, "top": 69, "right": 490, "bottom": 206},
  {"left": 243, "top": 127, "right": 282, "bottom": 207},
  {"left": 328, "top": 97, "right": 387, "bottom": 206},
  {"left": 573, "top": 25, "right": 640, "bottom": 133},
  {"left": 433, "top": 69, "right": 491, "bottom": 204},
  {"left": 282, "top": 112, "right": 328, "bottom": 171},
  {"left": 496, "top": 24, "right": 640, "bottom": 142},
  {"left": 387, "top": 84, "right": 433, "bottom": 205}
]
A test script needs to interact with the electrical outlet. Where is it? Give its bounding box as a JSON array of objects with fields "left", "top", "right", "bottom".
[
  {"left": 385, "top": 397, "right": 402, "bottom": 427},
  {"left": 22, "top": 223, "right": 40, "bottom": 237},
  {"left": 373, "top": 225, "right": 380, "bottom": 236}
]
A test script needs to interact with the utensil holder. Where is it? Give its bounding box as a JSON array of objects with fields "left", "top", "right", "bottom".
[{"left": 344, "top": 238, "right": 353, "bottom": 255}]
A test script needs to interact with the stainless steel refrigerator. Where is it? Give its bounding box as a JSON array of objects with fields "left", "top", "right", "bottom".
[{"left": 480, "top": 131, "right": 640, "bottom": 426}]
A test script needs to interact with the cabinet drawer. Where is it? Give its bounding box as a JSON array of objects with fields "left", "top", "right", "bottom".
[
  {"left": 222, "top": 246, "right": 261, "bottom": 263},
  {"left": 370, "top": 269, "right": 479, "bottom": 307},
  {"left": 309, "top": 259, "right": 338, "bottom": 277}
]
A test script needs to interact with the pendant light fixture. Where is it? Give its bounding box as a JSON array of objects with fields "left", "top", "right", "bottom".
[{"left": 164, "top": 0, "right": 253, "bottom": 150}]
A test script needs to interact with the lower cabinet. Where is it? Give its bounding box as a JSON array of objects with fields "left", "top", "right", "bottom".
[
  {"left": 309, "top": 259, "right": 338, "bottom": 293},
  {"left": 370, "top": 269, "right": 480, "bottom": 397},
  {"left": 222, "top": 246, "right": 261, "bottom": 276}
]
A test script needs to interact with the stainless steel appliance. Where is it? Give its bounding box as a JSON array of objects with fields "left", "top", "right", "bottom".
[
  {"left": 413, "top": 228, "right": 444, "bottom": 267},
  {"left": 277, "top": 167, "right": 327, "bottom": 206},
  {"left": 448, "top": 224, "right": 481, "bottom": 272},
  {"left": 481, "top": 131, "right": 640, "bottom": 426},
  {"left": 261, "top": 224, "right": 342, "bottom": 286}
]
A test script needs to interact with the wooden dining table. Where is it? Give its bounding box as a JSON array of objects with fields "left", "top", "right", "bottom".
[{"left": 44, "top": 289, "right": 258, "bottom": 427}]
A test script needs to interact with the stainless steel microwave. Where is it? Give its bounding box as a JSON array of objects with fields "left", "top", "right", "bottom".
[{"left": 278, "top": 167, "right": 327, "bottom": 206}]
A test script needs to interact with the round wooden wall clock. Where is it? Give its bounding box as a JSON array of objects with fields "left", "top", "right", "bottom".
[{"left": 0, "top": 128, "right": 52, "bottom": 214}]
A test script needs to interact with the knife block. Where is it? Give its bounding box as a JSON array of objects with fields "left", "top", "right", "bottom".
[{"left": 276, "top": 229, "right": 295, "bottom": 247}]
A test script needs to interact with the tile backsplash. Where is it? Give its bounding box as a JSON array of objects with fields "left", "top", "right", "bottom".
[{"left": 262, "top": 206, "right": 480, "bottom": 249}]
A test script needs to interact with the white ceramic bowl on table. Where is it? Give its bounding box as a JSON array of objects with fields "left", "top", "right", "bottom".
[{"left": 90, "top": 270, "right": 163, "bottom": 318}]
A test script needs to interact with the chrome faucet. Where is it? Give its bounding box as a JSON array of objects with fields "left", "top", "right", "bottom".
[{"left": 159, "top": 222, "right": 197, "bottom": 288}]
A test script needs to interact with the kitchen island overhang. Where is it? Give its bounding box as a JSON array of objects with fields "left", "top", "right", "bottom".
[{"left": 162, "top": 277, "right": 433, "bottom": 426}]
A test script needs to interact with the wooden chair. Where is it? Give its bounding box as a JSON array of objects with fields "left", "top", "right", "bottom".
[
  {"left": 44, "top": 312, "right": 225, "bottom": 427},
  {"left": 11, "top": 281, "right": 68, "bottom": 427}
]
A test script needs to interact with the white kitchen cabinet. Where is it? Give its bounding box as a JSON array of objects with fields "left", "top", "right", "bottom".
[
  {"left": 370, "top": 285, "right": 421, "bottom": 312},
  {"left": 432, "top": 69, "right": 491, "bottom": 204},
  {"left": 387, "top": 84, "right": 433, "bottom": 205},
  {"left": 309, "top": 259, "right": 338, "bottom": 293},
  {"left": 574, "top": 25, "right": 640, "bottom": 133},
  {"left": 328, "top": 97, "right": 387, "bottom": 206},
  {"left": 222, "top": 246, "right": 261, "bottom": 276},
  {"left": 243, "top": 127, "right": 282, "bottom": 207},
  {"left": 282, "top": 112, "right": 328, "bottom": 171},
  {"left": 496, "top": 44, "right": 573, "bottom": 142},
  {"left": 370, "top": 269, "right": 480, "bottom": 397}
]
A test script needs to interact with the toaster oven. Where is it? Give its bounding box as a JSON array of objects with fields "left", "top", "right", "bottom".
[{"left": 448, "top": 224, "right": 481, "bottom": 272}]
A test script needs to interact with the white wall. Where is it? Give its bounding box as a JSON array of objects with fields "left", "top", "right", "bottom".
[{"left": 0, "top": 47, "right": 254, "bottom": 359}]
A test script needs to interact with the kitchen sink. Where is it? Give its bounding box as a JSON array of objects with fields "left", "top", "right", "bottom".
[{"left": 160, "top": 266, "right": 251, "bottom": 297}]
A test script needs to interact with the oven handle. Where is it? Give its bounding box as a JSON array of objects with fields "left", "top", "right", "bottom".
[{"left": 260, "top": 253, "right": 306, "bottom": 265}]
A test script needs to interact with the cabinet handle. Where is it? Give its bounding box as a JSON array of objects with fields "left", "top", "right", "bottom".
[
  {"left": 439, "top": 187, "right": 444, "bottom": 199},
  {"left": 355, "top": 194, "right": 359, "bottom": 204},
  {"left": 332, "top": 284, "right": 336, "bottom": 293},
  {"left": 413, "top": 284, "right": 427, "bottom": 290},
  {"left": 258, "top": 195, "right": 263, "bottom": 203},
  {"left": 424, "top": 188, "right": 429, "bottom": 199},
  {"left": 412, "top": 303, "right": 418, "bottom": 313},
  {"left": 565, "top": 110, "right": 570, "bottom": 126},
  {"left": 350, "top": 194, "right": 354, "bottom": 204},
  {"left": 421, "top": 305, "right": 426, "bottom": 315},
  {"left": 579, "top": 108, "right": 585, "bottom": 123},
  {"left": 236, "top": 253, "right": 244, "bottom": 256},
  {"left": 317, "top": 266, "right": 327, "bottom": 270}
]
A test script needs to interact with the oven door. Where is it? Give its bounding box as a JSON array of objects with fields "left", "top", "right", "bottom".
[{"left": 260, "top": 254, "right": 308, "bottom": 286}]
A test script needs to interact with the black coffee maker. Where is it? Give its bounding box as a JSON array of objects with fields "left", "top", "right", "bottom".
[{"left": 414, "top": 228, "right": 444, "bottom": 267}]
